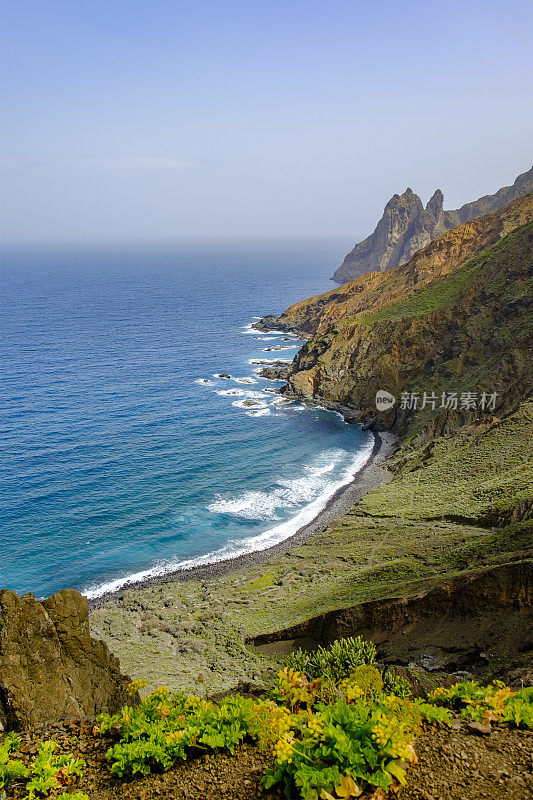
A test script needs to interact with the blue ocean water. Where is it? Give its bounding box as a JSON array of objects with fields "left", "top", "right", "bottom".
[{"left": 0, "top": 242, "right": 373, "bottom": 599}]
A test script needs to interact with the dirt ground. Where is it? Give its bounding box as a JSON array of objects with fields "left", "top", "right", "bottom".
[{"left": 5, "top": 714, "right": 532, "bottom": 800}]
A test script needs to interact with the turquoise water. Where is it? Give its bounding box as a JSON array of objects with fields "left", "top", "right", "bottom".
[{"left": 0, "top": 242, "right": 372, "bottom": 599}]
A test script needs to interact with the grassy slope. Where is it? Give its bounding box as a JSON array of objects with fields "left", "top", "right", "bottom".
[
  {"left": 278, "top": 193, "right": 532, "bottom": 337},
  {"left": 92, "top": 205, "right": 532, "bottom": 695},
  {"left": 337, "top": 224, "right": 531, "bottom": 327},
  {"left": 92, "top": 403, "right": 533, "bottom": 696}
]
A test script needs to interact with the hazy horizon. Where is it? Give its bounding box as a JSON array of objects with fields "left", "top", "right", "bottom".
[{"left": 2, "top": 0, "right": 532, "bottom": 244}]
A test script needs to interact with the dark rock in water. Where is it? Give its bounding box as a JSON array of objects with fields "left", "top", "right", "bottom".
[
  {"left": 252, "top": 315, "right": 284, "bottom": 332},
  {"left": 0, "top": 588, "right": 137, "bottom": 730},
  {"left": 216, "top": 373, "right": 231, "bottom": 379},
  {"left": 254, "top": 360, "right": 291, "bottom": 367},
  {"left": 252, "top": 315, "right": 296, "bottom": 334},
  {"left": 257, "top": 364, "right": 290, "bottom": 380}
]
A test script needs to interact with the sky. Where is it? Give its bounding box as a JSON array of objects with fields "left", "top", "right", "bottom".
[{"left": 1, "top": 0, "right": 532, "bottom": 243}]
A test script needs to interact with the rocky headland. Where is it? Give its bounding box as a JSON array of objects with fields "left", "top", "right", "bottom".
[{"left": 0, "top": 589, "right": 136, "bottom": 731}]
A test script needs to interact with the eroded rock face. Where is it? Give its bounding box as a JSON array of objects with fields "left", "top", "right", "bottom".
[
  {"left": 333, "top": 166, "right": 533, "bottom": 282},
  {"left": 0, "top": 588, "right": 135, "bottom": 730},
  {"left": 252, "top": 562, "right": 533, "bottom": 683}
]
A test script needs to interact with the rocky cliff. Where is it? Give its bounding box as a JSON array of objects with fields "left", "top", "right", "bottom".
[
  {"left": 333, "top": 166, "right": 533, "bottom": 282},
  {"left": 257, "top": 193, "right": 533, "bottom": 443},
  {"left": 0, "top": 588, "right": 136, "bottom": 730}
]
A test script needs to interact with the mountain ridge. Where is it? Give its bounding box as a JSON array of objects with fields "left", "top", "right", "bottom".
[
  {"left": 333, "top": 166, "right": 533, "bottom": 282},
  {"left": 255, "top": 193, "right": 533, "bottom": 448}
]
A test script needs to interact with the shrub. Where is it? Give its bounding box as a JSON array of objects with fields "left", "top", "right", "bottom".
[
  {"left": 381, "top": 667, "right": 411, "bottom": 699},
  {"left": 342, "top": 665, "right": 383, "bottom": 696},
  {"left": 0, "top": 735, "right": 87, "bottom": 799},
  {"left": 263, "top": 697, "right": 418, "bottom": 799},
  {"left": 248, "top": 699, "right": 296, "bottom": 749},
  {"left": 283, "top": 637, "right": 377, "bottom": 683},
  {"left": 99, "top": 691, "right": 255, "bottom": 777}
]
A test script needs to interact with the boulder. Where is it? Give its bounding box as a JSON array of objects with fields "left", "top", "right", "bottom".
[{"left": 0, "top": 588, "right": 136, "bottom": 730}]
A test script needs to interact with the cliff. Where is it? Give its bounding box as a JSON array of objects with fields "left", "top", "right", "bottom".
[
  {"left": 333, "top": 166, "right": 533, "bottom": 282},
  {"left": 253, "top": 561, "right": 533, "bottom": 681},
  {"left": 0, "top": 588, "right": 136, "bottom": 730},
  {"left": 257, "top": 193, "right": 533, "bottom": 445}
]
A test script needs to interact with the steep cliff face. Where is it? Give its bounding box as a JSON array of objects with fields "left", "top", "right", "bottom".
[
  {"left": 0, "top": 588, "right": 136, "bottom": 730},
  {"left": 260, "top": 194, "right": 532, "bottom": 441},
  {"left": 263, "top": 193, "right": 532, "bottom": 337},
  {"left": 333, "top": 166, "right": 533, "bottom": 282}
]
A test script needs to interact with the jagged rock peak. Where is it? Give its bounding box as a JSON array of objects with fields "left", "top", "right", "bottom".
[
  {"left": 333, "top": 166, "right": 533, "bottom": 282},
  {"left": 426, "top": 189, "right": 444, "bottom": 214},
  {"left": 386, "top": 188, "right": 421, "bottom": 207}
]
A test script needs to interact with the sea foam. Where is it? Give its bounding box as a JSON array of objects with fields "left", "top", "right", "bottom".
[{"left": 83, "top": 433, "right": 374, "bottom": 600}]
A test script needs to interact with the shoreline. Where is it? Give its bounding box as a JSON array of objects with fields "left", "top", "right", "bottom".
[{"left": 89, "top": 427, "right": 397, "bottom": 610}]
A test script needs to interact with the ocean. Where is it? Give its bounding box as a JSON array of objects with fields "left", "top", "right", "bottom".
[{"left": 0, "top": 241, "right": 373, "bottom": 599}]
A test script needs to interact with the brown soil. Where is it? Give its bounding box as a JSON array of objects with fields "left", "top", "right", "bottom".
[{"left": 5, "top": 717, "right": 532, "bottom": 800}]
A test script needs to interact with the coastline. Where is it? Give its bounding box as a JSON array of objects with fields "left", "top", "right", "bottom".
[{"left": 89, "top": 427, "right": 397, "bottom": 610}]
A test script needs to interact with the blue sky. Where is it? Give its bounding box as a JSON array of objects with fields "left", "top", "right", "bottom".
[{"left": 1, "top": 0, "right": 532, "bottom": 242}]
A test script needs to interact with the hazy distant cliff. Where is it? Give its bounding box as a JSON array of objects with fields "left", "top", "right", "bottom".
[{"left": 333, "top": 166, "right": 533, "bottom": 282}]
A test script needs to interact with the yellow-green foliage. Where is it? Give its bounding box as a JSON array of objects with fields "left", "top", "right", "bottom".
[
  {"left": 429, "top": 681, "right": 533, "bottom": 728},
  {"left": 246, "top": 571, "right": 275, "bottom": 590},
  {"left": 265, "top": 695, "right": 420, "bottom": 799},
  {"left": 283, "top": 636, "right": 377, "bottom": 683},
  {"left": 0, "top": 735, "right": 87, "bottom": 799},
  {"left": 93, "top": 638, "right": 527, "bottom": 800},
  {"left": 342, "top": 665, "right": 383, "bottom": 696},
  {"left": 95, "top": 639, "right": 454, "bottom": 800},
  {"left": 271, "top": 667, "right": 330, "bottom": 712},
  {"left": 247, "top": 699, "right": 295, "bottom": 749}
]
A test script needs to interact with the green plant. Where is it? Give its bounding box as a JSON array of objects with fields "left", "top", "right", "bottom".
[
  {"left": 500, "top": 687, "right": 533, "bottom": 728},
  {"left": 343, "top": 666, "right": 383, "bottom": 696},
  {"left": 284, "top": 637, "right": 377, "bottom": 683},
  {"left": 25, "top": 741, "right": 85, "bottom": 799},
  {"left": 55, "top": 794, "right": 89, "bottom": 800},
  {"left": 263, "top": 697, "right": 418, "bottom": 800},
  {"left": 271, "top": 667, "right": 324, "bottom": 712},
  {"left": 381, "top": 668, "right": 411, "bottom": 699},
  {"left": 1, "top": 732, "right": 29, "bottom": 791},
  {"left": 98, "top": 688, "right": 255, "bottom": 777},
  {"left": 248, "top": 699, "right": 296, "bottom": 749},
  {"left": 412, "top": 701, "right": 452, "bottom": 727},
  {"left": 429, "top": 680, "right": 533, "bottom": 728},
  {"left": 0, "top": 735, "right": 86, "bottom": 799}
]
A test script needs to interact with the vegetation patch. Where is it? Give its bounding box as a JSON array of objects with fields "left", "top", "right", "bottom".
[
  {"left": 61, "top": 638, "right": 530, "bottom": 800},
  {"left": 0, "top": 735, "right": 87, "bottom": 799}
]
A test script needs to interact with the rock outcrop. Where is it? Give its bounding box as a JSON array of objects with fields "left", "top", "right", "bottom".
[
  {"left": 0, "top": 588, "right": 136, "bottom": 730},
  {"left": 333, "top": 166, "right": 533, "bottom": 282}
]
